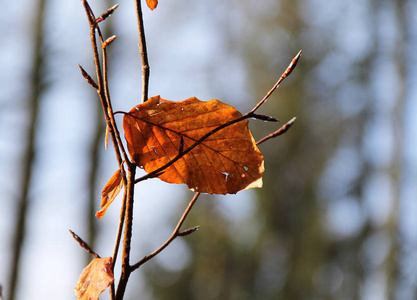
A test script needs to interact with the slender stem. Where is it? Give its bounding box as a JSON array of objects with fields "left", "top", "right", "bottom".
[
  {"left": 115, "top": 163, "right": 136, "bottom": 300},
  {"left": 129, "top": 51, "right": 302, "bottom": 184},
  {"left": 256, "top": 117, "right": 296, "bottom": 145},
  {"left": 81, "top": 3, "right": 133, "bottom": 299},
  {"left": 135, "top": 0, "right": 150, "bottom": 103},
  {"left": 130, "top": 192, "right": 201, "bottom": 271},
  {"left": 250, "top": 50, "right": 302, "bottom": 114},
  {"left": 82, "top": 0, "right": 130, "bottom": 174},
  {"left": 109, "top": 188, "right": 128, "bottom": 300},
  {"left": 101, "top": 33, "right": 131, "bottom": 173}
]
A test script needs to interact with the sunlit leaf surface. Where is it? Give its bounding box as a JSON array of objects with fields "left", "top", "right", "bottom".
[
  {"left": 74, "top": 257, "right": 114, "bottom": 300},
  {"left": 123, "top": 96, "right": 264, "bottom": 194}
]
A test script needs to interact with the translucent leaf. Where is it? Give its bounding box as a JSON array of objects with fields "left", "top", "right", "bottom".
[
  {"left": 74, "top": 257, "right": 114, "bottom": 300},
  {"left": 96, "top": 169, "right": 123, "bottom": 219},
  {"left": 123, "top": 96, "right": 264, "bottom": 194}
]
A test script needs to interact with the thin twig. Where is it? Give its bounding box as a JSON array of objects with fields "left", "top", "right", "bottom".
[
  {"left": 130, "top": 50, "right": 302, "bottom": 184},
  {"left": 101, "top": 31, "right": 131, "bottom": 172},
  {"left": 135, "top": 0, "right": 150, "bottom": 103},
  {"left": 82, "top": 0, "right": 129, "bottom": 176},
  {"left": 115, "top": 164, "right": 136, "bottom": 300},
  {"left": 109, "top": 188, "right": 128, "bottom": 299},
  {"left": 130, "top": 192, "right": 201, "bottom": 271},
  {"left": 256, "top": 117, "right": 296, "bottom": 145},
  {"left": 80, "top": 3, "right": 134, "bottom": 299},
  {"left": 250, "top": 50, "right": 302, "bottom": 114}
]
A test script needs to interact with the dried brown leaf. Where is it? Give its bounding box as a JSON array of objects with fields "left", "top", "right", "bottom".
[
  {"left": 74, "top": 257, "right": 114, "bottom": 300},
  {"left": 123, "top": 96, "right": 264, "bottom": 194},
  {"left": 96, "top": 169, "right": 123, "bottom": 219}
]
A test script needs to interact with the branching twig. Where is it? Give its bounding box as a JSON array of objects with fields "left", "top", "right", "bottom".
[
  {"left": 256, "top": 117, "right": 297, "bottom": 145},
  {"left": 81, "top": 0, "right": 129, "bottom": 174},
  {"left": 80, "top": 2, "right": 300, "bottom": 300},
  {"left": 132, "top": 50, "right": 302, "bottom": 184},
  {"left": 130, "top": 192, "right": 201, "bottom": 271}
]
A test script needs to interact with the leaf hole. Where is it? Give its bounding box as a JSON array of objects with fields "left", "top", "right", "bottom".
[{"left": 221, "top": 171, "right": 230, "bottom": 181}]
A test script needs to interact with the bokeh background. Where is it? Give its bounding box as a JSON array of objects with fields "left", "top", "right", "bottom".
[{"left": 1, "top": 0, "right": 416, "bottom": 299}]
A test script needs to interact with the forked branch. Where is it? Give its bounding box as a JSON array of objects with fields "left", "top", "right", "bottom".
[
  {"left": 78, "top": 1, "right": 300, "bottom": 300},
  {"left": 132, "top": 50, "right": 302, "bottom": 185},
  {"left": 130, "top": 192, "right": 201, "bottom": 271}
]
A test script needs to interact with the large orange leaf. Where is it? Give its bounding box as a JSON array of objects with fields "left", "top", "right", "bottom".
[
  {"left": 123, "top": 96, "right": 264, "bottom": 194},
  {"left": 74, "top": 257, "right": 114, "bottom": 300}
]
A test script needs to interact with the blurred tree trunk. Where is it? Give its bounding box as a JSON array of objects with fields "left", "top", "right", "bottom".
[
  {"left": 385, "top": 0, "right": 406, "bottom": 297},
  {"left": 8, "top": 0, "right": 46, "bottom": 299}
]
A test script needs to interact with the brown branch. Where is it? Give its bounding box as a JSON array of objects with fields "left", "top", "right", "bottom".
[
  {"left": 250, "top": 50, "right": 302, "bottom": 114},
  {"left": 115, "top": 164, "right": 136, "bottom": 300},
  {"left": 130, "top": 192, "right": 201, "bottom": 271},
  {"left": 109, "top": 187, "right": 128, "bottom": 299},
  {"left": 131, "top": 50, "right": 302, "bottom": 184},
  {"left": 135, "top": 0, "right": 150, "bottom": 103},
  {"left": 80, "top": 3, "right": 135, "bottom": 299},
  {"left": 96, "top": 4, "right": 119, "bottom": 23},
  {"left": 82, "top": 0, "right": 129, "bottom": 176},
  {"left": 101, "top": 33, "right": 131, "bottom": 171},
  {"left": 80, "top": 1, "right": 301, "bottom": 297}
]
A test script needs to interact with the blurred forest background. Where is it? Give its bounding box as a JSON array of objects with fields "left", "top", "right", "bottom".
[{"left": 1, "top": 0, "right": 416, "bottom": 299}]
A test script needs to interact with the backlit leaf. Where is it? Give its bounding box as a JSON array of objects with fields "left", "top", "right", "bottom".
[
  {"left": 123, "top": 96, "right": 264, "bottom": 194},
  {"left": 96, "top": 169, "right": 123, "bottom": 219},
  {"left": 146, "top": 0, "right": 158, "bottom": 10},
  {"left": 74, "top": 257, "right": 114, "bottom": 300}
]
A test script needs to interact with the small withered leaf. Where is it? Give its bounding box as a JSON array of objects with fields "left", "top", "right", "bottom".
[
  {"left": 74, "top": 257, "right": 114, "bottom": 300},
  {"left": 123, "top": 96, "right": 264, "bottom": 195},
  {"left": 146, "top": 0, "right": 158, "bottom": 10},
  {"left": 96, "top": 169, "right": 123, "bottom": 219}
]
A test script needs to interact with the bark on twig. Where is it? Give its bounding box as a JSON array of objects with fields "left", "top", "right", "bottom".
[{"left": 135, "top": 0, "right": 150, "bottom": 103}]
